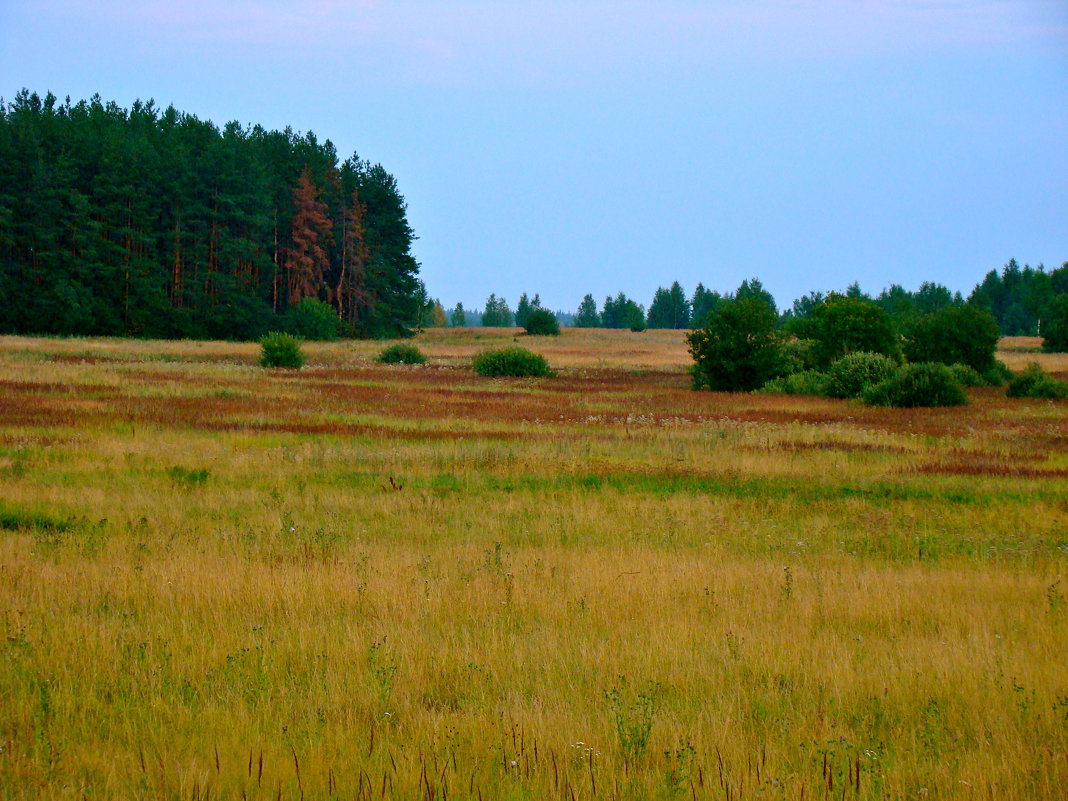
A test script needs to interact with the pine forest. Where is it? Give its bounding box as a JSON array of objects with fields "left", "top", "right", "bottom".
[{"left": 0, "top": 91, "right": 424, "bottom": 339}]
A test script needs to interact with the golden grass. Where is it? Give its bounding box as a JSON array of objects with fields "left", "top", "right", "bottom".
[{"left": 0, "top": 332, "right": 1066, "bottom": 800}]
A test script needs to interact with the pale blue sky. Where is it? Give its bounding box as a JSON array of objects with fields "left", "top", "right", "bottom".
[{"left": 2, "top": 1, "right": 1066, "bottom": 311}]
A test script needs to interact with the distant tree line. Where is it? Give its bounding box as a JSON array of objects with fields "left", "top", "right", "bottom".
[
  {"left": 457, "top": 260, "right": 1067, "bottom": 338},
  {"left": 0, "top": 91, "right": 435, "bottom": 339}
]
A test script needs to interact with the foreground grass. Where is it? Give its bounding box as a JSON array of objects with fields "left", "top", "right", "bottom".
[{"left": 0, "top": 330, "right": 1066, "bottom": 800}]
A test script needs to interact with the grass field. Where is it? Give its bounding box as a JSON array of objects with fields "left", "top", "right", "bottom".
[{"left": 1, "top": 328, "right": 1066, "bottom": 800}]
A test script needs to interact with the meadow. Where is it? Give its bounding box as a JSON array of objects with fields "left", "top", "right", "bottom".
[{"left": 0, "top": 328, "right": 1066, "bottom": 800}]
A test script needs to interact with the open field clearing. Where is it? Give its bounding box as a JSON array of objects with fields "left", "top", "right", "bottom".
[{"left": 0, "top": 329, "right": 1066, "bottom": 800}]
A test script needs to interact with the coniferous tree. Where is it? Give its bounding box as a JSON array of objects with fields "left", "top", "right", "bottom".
[
  {"left": 0, "top": 91, "right": 425, "bottom": 339},
  {"left": 647, "top": 281, "right": 690, "bottom": 329},
  {"left": 286, "top": 167, "right": 332, "bottom": 307},
  {"left": 690, "top": 284, "right": 723, "bottom": 328},
  {"left": 450, "top": 302, "right": 466, "bottom": 327},
  {"left": 573, "top": 294, "right": 600, "bottom": 327},
  {"left": 481, "top": 294, "right": 513, "bottom": 326}
]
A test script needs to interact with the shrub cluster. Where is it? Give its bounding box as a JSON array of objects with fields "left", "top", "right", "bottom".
[
  {"left": 862, "top": 363, "right": 969, "bottom": 408},
  {"left": 472, "top": 346, "right": 553, "bottom": 377},
  {"left": 824, "top": 352, "right": 898, "bottom": 399},
  {"left": 688, "top": 290, "right": 1061, "bottom": 408},
  {"left": 523, "top": 308, "right": 560, "bottom": 336},
  {"left": 758, "top": 370, "right": 828, "bottom": 396},
  {"left": 687, "top": 299, "right": 784, "bottom": 391},
  {"left": 1041, "top": 294, "right": 1068, "bottom": 352},
  {"left": 286, "top": 298, "right": 341, "bottom": 341},
  {"left": 1006, "top": 364, "right": 1068, "bottom": 399},
  {"left": 259, "top": 332, "right": 305, "bottom": 368},
  {"left": 376, "top": 343, "right": 427, "bottom": 364}
]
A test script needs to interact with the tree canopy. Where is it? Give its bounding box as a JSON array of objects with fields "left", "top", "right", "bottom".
[{"left": 0, "top": 90, "right": 427, "bottom": 339}]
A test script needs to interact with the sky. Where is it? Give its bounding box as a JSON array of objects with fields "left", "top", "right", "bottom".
[{"left": 2, "top": 0, "right": 1066, "bottom": 313}]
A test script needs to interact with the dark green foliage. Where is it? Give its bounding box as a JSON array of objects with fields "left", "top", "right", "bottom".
[
  {"left": 1006, "top": 364, "right": 1068, "bottom": 399},
  {"left": 805, "top": 295, "right": 900, "bottom": 368},
  {"left": 449, "top": 302, "right": 467, "bottom": 327},
  {"left": 286, "top": 298, "right": 340, "bottom": 340},
  {"left": 472, "top": 346, "right": 552, "bottom": 378},
  {"left": 903, "top": 305, "right": 999, "bottom": 371},
  {"left": 687, "top": 298, "right": 786, "bottom": 391},
  {"left": 573, "top": 294, "right": 600, "bottom": 327},
  {"left": 259, "top": 332, "right": 305, "bottom": 368},
  {"left": 601, "top": 293, "right": 646, "bottom": 330},
  {"left": 0, "top": 91, "right": 422, "bottom": 340},
  {"left": 523, "top": 308, "right": 560, "bottom": 336},
  {"left": 734, "top": 278, "right": 777, "bottom": 314},
  {"left": 947, "top": 363, "right": 987, "bottom": 387},
  {"left": 481, "top": 294, "right": 513, "bottom": 327},
  {"left": 781, "top": 291, "right": 826, "bottom": 332},
  {"left": 982, "top": 360, "right": 1013, "bottom": 387},
  {"left": 646, "top": 281, "right": 690, "bottom": 329},
  {"left": 758, "top": 370, "right": 829, "bottom": 396},
  {"left": 376, "top": 342, "right": 426, "bottom": 364},
  {"left": 781, "top": 338, "right": 818, "bottom": 374},
  {"left": 1041, "top": 294, "right": 1068, "bottom": 352},
  {"left": 515, "top": 293, "right": 542, "bottom": 328},
  {"left": 825, "top": 352, "right": 898, "bottom": 399},
  {"left": 862, "top": 363, "right": 968, "bottom": 408},
  {"left": 690, "top": 283, "right": 725, "bottom": 328},
  {"left": 968, "top": 258, "right": 1066, "bottom": 336}
]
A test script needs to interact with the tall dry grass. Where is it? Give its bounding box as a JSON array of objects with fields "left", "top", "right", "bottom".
[{"left": 0, "top": 331, "right": 1065, "bottom": 799}]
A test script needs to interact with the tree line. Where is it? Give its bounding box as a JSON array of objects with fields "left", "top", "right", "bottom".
[
  {"left": 458, "top": 260, "right": 1067, "bottom": 336},
  {"left": 0, "top": 91, "right": 430, "bottom": 339}
]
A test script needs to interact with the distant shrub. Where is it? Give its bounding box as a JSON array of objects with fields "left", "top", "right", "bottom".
[
  {"left": 805, "top": 295, "right": 900, "bottom": 369},
  {"left": 523, "top": 308, "right": 560, "bottom": 336},
  {"left": 687, "top": 298, "right": 786, "bottom": 391},
  {"left": 259, "top": 332, "right": 305, "bottom": 368},
  {"left": 758, "top": 370, "right": 829, "bottom": 396},
  {"left": 981, "top": 360, "right": 1013, "bottom": 387},
  {"left": 903, "top": 305, "right": 999, "bottom": 372},
  {"left": 376, "top": 343, "right": 427, "bottom": 364},
  {"left": 862, "top": 363, "right": 968, "bottom": 408},
  {"left": 825, "top": 352, "right": 897, "bottom": 399},
  {"left": 781, "top": 339, "right": 818, "bottom": 374},
  {"left": 472, "top": 346, "right": 552, "bottom": 377},
  {"left": 1041, "top": 294, "right": 1068, "bottom": 352},
  {"left": 947, "top": 363, "right": 987, "bottom": 387},
  {"left": 286, "top": 298, "right": 340, "bottom": 341},
  {"left": 1006, "top": 363, "right": 1068, "bottom": 399}
]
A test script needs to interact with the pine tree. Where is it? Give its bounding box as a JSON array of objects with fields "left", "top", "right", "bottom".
[
  {"left": 286, "top": 167, "right": 332, "bottom": 307},
  {"left": 574, "top": 294, "right": 600, "bottom": 327},
  {"left": 333, "top": 187, "right": 371, "bottom": 326}
]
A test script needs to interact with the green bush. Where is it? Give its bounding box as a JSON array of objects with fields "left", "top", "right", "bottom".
[
  {"left": 523, "top": 308, "right": 560, "bottom": 336},
  {"left": 687, "top": 298, "right": 786, "bottom": 391},
  {"left": 376, "top": 343, "right": 427, "bottom": 364},
  {"left": 1006, "top": 363, "right": 1068, "bottom": 399},
  {"left": 903, "top": 305, "right": 999, "bottom": 371},
  {"left": 981, "top": 360, "right": 1013, "bottom": 387},
  {"left": 781, "top": 338, "right": 818, "bottom": 374},
  {"left": 824, "top": 352, "right": 898, "bottom": 399},
  {"left": 1041, "top": 294, "right": 1068, "bottom": 352},
  {"left": 805, "top": 295, "right": 900, "bottom": 369},
  {"left": 472, "top": 346, "right": 553, "bottom": 377},
  {"left": 259, "top": 332, "right": 305, "bottom": 369},
  {"left": 286, "top": 298, "right": 340, "bottom": 341},
  {"left": 947, "top": 363, "right": 987, "bottom": 387},
  {"left": 758, "top": 370, "right": 829, "bottom": 396},
  {"left": 862, "top": 363, "right": 968, "bottom": 407}
]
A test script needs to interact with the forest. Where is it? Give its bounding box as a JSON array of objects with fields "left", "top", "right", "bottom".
[
  {"left": 0, "top": 91, "right": 427, "bottom": 340},
  {"left": 466, "top": 264, "right": 1068, "bottom": 336}
]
